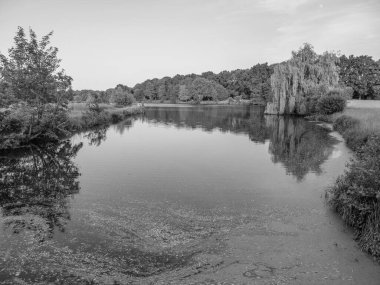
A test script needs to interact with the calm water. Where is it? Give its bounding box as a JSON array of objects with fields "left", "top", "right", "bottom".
[{"left": 1, "top": 105, "right": 379, "bottom": 284}]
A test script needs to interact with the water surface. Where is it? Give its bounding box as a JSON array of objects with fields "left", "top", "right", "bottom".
[{"left": 0, "top": 105, "right": 379, "bottom": 284}]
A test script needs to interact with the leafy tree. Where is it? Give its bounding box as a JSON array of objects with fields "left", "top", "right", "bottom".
[
  {"left": 339, "top": 55, "right": 380, "bottom": 99},
  {"left": 0, "top": 27, "right": 72, "bottom": 148},
  {"left": 0, "top": 27, "right": 72, "bottom": 113},
  {"left": 266, "top": 43, "right": 341, "bottom": 115},
  {"left": 178, "top": 84, "right": 191, "bottom": 101},
  {"left": 113, "top": 86, "right": 135, "bottom": 106},
  {"left": 143, "top": 81, "right": 155, "bottom": 100}
]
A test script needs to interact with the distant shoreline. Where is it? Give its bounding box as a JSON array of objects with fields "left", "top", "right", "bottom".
[{"left": 143, "top": 99, "right": 264, "bottom": 107}]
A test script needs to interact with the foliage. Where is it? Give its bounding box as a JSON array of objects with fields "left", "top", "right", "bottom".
[
  {"left": 0, "top": 27, "right": 72, "bottom": 148},
  {"left": 69, "top": 103, "right": 144, "bottom": 131},
  {"left": 267, "top": 43, "right": 341, "bottom": 115},
  {"left": 0, "top": 27, "right": 72, "bottom": 109},
  {"left": 316, "top": 93, "right": 346, "bottom": 115},
  {"left": 111, "top": 63, "right": 273, "bottom": 104},
  {"left": 82, "top": 103, "right": 111, "bottom": 128},
  {"left": 338, "top": 55, "right": 380, "bottom": 100},
  {"left": 333, "top": 115, "right": 374, "bottom": 151},
  {"left": 333, "top": 115, "right": 360, "bottom": 133},
  {"left": 327, "top": 135, "right": 380, "bottom": 260},
  {"left": 186, "top": 77, "right": 229, "bottom": 102},
  {"left": 329, "top": 86, "right": 354, "bottom": 100},
  {"left": 113, "top": 87, "right": 135, "bottom": 107}
]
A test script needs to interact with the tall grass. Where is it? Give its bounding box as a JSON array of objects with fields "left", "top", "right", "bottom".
[
  {"left": 341, "top": 108, "right": 380, "bottom": 132},
  {"left": 328, "top": 107, "right": 380, "bottom": 261},
  {"left": 332, "top": 108, "right": 380, "bottom": 150}
]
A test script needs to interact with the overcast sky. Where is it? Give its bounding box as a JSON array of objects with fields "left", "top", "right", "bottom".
[{"left": 0, "top": 0, "right": 379, "bottom": 90}]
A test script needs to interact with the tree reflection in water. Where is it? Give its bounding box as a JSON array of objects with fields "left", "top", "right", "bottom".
[
  {"left": 265, "top": 116, "right": 337, "bottom": 181},
  {"left": 142, "top": 106, "right": 337, "bottom": 180},
  {"left": 0, "top": 141, "right": 82, "bottom": 241},
  {"left": 84, "top": 127, "right": 107, "bottom": 146}
]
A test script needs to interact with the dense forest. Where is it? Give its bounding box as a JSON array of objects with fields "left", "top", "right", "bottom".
[
  {"left": 71, "top": 48, "right": 380, "bottom": 105},
  {"left": 71, "top": 63, "right": 273, "bottom": 105}
]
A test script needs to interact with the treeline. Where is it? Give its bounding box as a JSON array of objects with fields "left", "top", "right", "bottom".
[
  {"left": 73, "top": 63, "right": 273, "bottom": 104},
  {"left": 72, "top": 52, "right": 380, "bottom": 105}
]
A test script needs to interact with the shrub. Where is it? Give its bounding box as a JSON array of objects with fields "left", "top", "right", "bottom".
[
  {"left": 82, "top": 106, "right": 111, "bottom": 128},
  {"left": 316, "top": 94, "right": 346, "bottom": 115},
  {"left": 327, "top": 135, "right": 380, "bottom": 260},
  {"left": 111, "top": 113, "right": 124, "bottom": 124},
  {"left": 115, "top": 93, "right": 135, "bottom": 107},
  {"left": 333, "top": 115, "right": 360, "bottom": 133},
  {"left": 0, "top": 104, "right": 72, "bottom": 149},
  {"left": 343, "top": 128, "right": 374, "bottom": 151}
]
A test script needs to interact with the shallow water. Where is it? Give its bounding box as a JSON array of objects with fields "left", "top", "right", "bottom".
[{"left": 0, "top": 105, "right": 379, "bottom": 284}]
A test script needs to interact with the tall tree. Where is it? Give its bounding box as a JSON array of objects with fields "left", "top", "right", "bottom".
[
  {"left": 338, "top": 55, "right": 380, "bottom": 99},
  {"left": 0, "top": 27, "right": 72, "bottom": 113},
  {"left": 265, "top": 43, "right": 340, "bottom": 115},
  {"left": 0, "top": 27, "right": 72, "bottom": 148}
]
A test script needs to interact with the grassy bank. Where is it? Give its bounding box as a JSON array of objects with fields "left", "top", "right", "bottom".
[
  {"left": 326, "top": 104, "right": 380, "bottom": 261},
  {"left": 333, "top": 108, "right": 380, "bottom": 151},
  {"left": 68, "top": 102, "right": 144, "bottom": 131}
]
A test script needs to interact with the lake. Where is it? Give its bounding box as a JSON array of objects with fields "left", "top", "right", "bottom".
[{"left": 1, "top": 105, "right": 379, "bottom": 284}]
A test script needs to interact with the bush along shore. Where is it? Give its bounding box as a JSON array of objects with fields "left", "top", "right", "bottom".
[
  {"left": 0, "top": 27, "right": 144, "bottom": 150},
  {"left": 326, "top": 113, "right": 380, "bottom": 261},
  {"left": 303, "top": 98, "right": 380, "bottom": 261},
  {"left": 69, "top": 102, "right": 144, "bottom": 133},
  {"left": 0, "top": 103, "right": 144, "bottom": 150}
]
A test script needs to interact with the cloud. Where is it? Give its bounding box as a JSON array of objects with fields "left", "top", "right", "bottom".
[{"left": 259, "top": 0, "right": 311, "bottom": 14}]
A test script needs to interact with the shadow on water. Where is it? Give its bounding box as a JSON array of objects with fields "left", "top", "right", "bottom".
[
  {"left": 0, "top": 135, "right": 195, "bottom": 283},
  {"left": 0, "top": 141, "right": 83, "bottom": 242}
]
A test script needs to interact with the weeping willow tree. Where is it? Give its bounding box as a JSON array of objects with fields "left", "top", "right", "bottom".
[{"left": 265, "top": 43, "right": 340, "bottom": 115}]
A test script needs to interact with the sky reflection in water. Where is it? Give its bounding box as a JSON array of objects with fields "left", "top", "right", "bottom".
[{"left": 0, "top": 105, "right": 345, "bottom": 284}]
